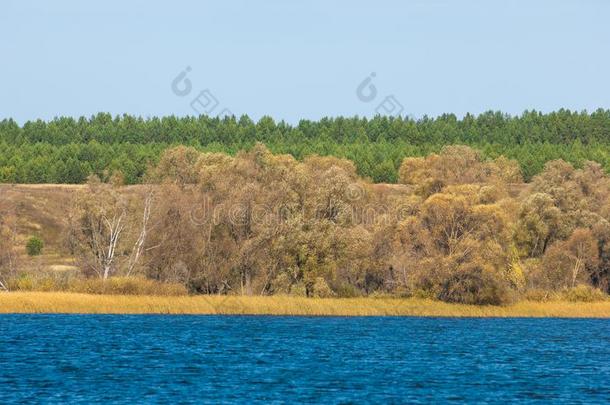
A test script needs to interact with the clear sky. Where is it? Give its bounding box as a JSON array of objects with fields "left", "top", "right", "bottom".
[{"left": 1, "top": 0, "right": 609, "bottom": 123}]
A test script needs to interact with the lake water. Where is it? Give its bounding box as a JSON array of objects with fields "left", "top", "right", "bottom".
[{"left": 0, "top": 315, "right": 608, "bottom": 403}]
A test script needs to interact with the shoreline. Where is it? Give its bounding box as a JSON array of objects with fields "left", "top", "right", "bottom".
[{"left": 1, "top": 292, "right": 609, "bottom": 317}]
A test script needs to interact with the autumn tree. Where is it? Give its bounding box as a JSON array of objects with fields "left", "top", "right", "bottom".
[
  {"left": 398, "top": 145, "right": 521, "bottom": 198},
  {"left": 540, "top": 229, "right": 600, "bottom": 290},
  {"left": 70, "top": 175, "right": 152, "bottom": 280},
  {"left": 54, "top": 142, "right": 610, "bottom": 303},
  {"left": 513, "top": 193, "right": 562, "bottom": 257}
]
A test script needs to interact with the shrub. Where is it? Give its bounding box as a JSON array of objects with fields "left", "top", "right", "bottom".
[
  {"left": 67, "top": 277, "right": 188, "bottom": 296},
  {"left": 271, "top": 273, "right": 291, "bottom": 294},
  {"left": 8, "top": 274, "right": 34, "bottom": 291},
  {"left": 7, "top": 271, "right": 74, "bottom": 291},
  {"left": 561, "top": 285, "right": 607, "bottom": 302},
  {"left": 289, "top": 282, "right": 307, "bottom": 297},
  {"left": 412, "top": 289, "right": 436, "bottom": 300},
  {"left": 437, "top": 265, "right": 514, "bottom": 305},
  {"left": 26, "top": 236, "right": 44, "bottom": 256},
  {"left": 6, "top": 274, "right": 187, "bottom": 296},
  {"left": 312, "top": 277, "right": 335, "bottom": 298},
  {"left": 334, "top": 283, "right": 362, "bottom": 298},
  {"left": 523, "top": 288, "right": 552, "bottom": 302}
]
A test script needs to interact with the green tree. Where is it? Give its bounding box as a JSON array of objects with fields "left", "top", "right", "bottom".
[{"left": 26, "top": 236, "right": 44, "bottom": 256}]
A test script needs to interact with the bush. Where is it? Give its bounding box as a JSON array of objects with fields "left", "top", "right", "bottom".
[
  {"left": 437, "top": 265, "right": 514, "bottom": 305},
  {"left": 68, "top": 277, "right": 188, "bottom": 296},
  {"left": 8, "top": 274, "right": 34, "bottom": 291},
  {"left": 26, "top": 236, "right": 44, "bottom": 256},
  {"left": 561, "top": 285, "right": 607, "bottom": 302},
  {"left": 7, "top": 272, "right": 74, "bottom": 291},
  {"left": 334, "top": 283, "right": 362, "bottom": 298},
  {"left": 271, "top": 273, "right": 292, "bottom": 294},
  {"left": 289, "top": 282, "right": 307, "bottom": 297},
  {"left": 523, "top": 288, "right": 552, "bottom": 302},
  {"left": 312, "top": 277, "right": 335, "bottom": 298},
  {"left": 6, "top": 273, "right": 188, "bottom": 296},
  {"left": 412, "top": 289, "right": 436, "bottom": 300}
]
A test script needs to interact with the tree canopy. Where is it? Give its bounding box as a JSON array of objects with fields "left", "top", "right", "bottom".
[{"left": 0, "top": 110, "right": 609, "bottom": 184}]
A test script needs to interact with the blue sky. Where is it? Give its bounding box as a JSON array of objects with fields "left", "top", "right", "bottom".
[{"left": 1, "top": 0, "right": 609, "bottom": 123}]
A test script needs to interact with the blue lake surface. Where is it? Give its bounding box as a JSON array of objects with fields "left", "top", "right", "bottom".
[{"left": 0, "top": 315, "right": 609, "bottom": 403}]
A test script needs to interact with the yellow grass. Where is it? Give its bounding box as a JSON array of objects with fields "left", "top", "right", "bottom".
[{"left": 0, "top": 292, "right": 609, "bottom": 317}]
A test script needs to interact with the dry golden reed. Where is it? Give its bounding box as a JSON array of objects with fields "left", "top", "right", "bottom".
[{"left": 0, "top": 292, "right": 609, "bottom": 317}]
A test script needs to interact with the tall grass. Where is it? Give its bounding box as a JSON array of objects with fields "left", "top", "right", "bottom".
[
  {"left": 0, "top": 293, "right": 608, "bottom": 317},
  {"left": 7, "top": 275, "right": 187, "bottom": 296}
]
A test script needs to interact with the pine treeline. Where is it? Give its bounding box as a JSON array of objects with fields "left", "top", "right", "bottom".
[{"left": 0, "top": 109, "right": 609, "bottom": 184}]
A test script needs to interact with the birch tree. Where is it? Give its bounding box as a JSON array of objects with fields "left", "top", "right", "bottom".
[{"left": 70, "top": 175, "right": 155, "bottom": 280}]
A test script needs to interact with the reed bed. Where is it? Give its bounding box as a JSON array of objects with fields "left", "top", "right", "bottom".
[{"left": 1, "top": 292, "right": 609, "bottom": 317}]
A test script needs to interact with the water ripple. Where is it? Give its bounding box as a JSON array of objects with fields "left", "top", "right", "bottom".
[{"left": 0, "top": 315, "right": 608, "bottom": 403}]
